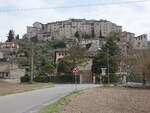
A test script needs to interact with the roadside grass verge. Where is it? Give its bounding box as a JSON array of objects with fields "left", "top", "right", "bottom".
[
  {"left": 99, "top": 84, "right": 120, "bottom": 88},
  {"left": 0, "top": 82, "right": 54, "bottom": 96},
  {"left": 39, "top": 91, "right": 81, "bottom": 113}
]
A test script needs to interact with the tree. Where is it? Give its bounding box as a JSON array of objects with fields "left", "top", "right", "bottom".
[
  {"left": 39, "top": 56, "right": 55, "bottom": 75},
  {"left": 92, "top": 51, "right": 118, "bottom": 74},
  {"left": 52, "top": 40, "right": 66, "bottom": 49},
  {"left": 7, "top": 30, "right": 15, "bottom": 42},
  {"left": 57, "top": 45, "right": 87, "bottom": 74},
  {"left": 75, "top": 31, "right": 80, "bottom": 39},
  {"left": 92, "top": 38, "right": 121, "bottom": 74},
  {"left": 57, "top": 58, "right": 74, "bottom": 74},
  {"left": 102, "top": 38, "right": 121, "bottom": 56},
  {"left": 91, "top": 29, "right": 95, "bottom": 38},
  {"left": 126, "top": 49, "right": 150, "bottom": 85},
  {"left": 83, "top": 34, "right": 91, "bottom": 39},
  {"left": 16, "top": 34, "right": 19, "bottom": 40}
]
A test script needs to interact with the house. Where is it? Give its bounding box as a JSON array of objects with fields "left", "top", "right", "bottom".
[{"left": 0, "top": 62, "right": 25, "bottom": 80}]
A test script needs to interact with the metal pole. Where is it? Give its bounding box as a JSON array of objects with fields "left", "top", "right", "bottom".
[
  {"left": 75, "top": 73, "right": 77, "bottom": 91},
  {"left": 31, "top": 42, "right": 34, "bottom": 81},
  {"left": 107, "top": 49, "right": 110, "bottom": 84}
]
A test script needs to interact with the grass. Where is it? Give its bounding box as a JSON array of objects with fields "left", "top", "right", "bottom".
[
  {"left": 99, "top": 84, "right": 120, "bottom": 88},
  {"left": 0, "top": 82, "right": 54, "bottom": 96},
  {"left": 39, "top": 91, "right": 80, "bottom": 113}
]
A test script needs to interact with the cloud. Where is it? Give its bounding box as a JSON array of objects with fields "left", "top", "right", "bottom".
[{"left": 0, "top": 0, "right": 150, "bottom": 41}]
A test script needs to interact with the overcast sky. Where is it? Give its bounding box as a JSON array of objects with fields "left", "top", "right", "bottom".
[{"left": 0, "top": 0, "right": 150, "bottom": 41}]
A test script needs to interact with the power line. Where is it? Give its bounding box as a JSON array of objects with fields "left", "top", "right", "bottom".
[{"left": 0, "top": 0, "right": 150, "bottom": 13}]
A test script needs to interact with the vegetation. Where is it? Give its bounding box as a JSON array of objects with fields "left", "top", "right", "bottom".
[
  {"left": 57, "top": 44, "right": 87, "bottom": 74},
  {"left": 57, "top": 58, "right": 74, "bottom": 74},
  {"left": 20, "top": 75, "right": 31, "bottom": 82},
  {"left": 126, "top": 49, "right": 150, "bottom": 85},
  {"left": 49, "top": 74, "right": 80, "bottom": 83},
  {"left": 86, "top": 43, "right": 92, "bottom": 49},
  {"left": 75, "top": 31, "right": 80, "bottom": 39},
  {"left": 92, "top": 38, "right": 121, "bottom": 74},
  {"left": 18, "top": 38, "right": 56, "bottom": 82},
  {"left": 39, "top": 91, "right": 80, "bottom": 113},
  {"left": 52, "top": 40, "right": 66, "bottom": 49},
  {"left": 6, "top": 29, "right": 15, "bottom": 42}
]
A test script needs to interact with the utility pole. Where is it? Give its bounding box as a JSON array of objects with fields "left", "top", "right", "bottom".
[
  {"left": 31, "top": 41, "right": 34, "bottom": 81},
  {"left": 107, "top": 48, "right": 110, "bottom": 84}
]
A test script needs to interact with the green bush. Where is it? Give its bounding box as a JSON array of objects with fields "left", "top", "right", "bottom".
[
  {"left": 34, "top": 74, "right": 49, "bottom": 83},
  {"left": 20, "top": 75, "right": 30, "bottom": 82},
  {"left": 49, "top": 74, "right": 80, "bottom": 83},
  {"left": 102, "top": 74, "right": 119, "bottom": 84}
]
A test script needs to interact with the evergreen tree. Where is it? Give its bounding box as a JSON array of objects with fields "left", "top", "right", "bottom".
[
  {"left": 16, "top": 34, "right": 19, "bottom": 40},
  {"left": 102, "top": 38, "right": 121, "bottom": 56},
  {"left": 75, "top": 31, "right": 80, "bottom": 39},
  {"left": 92, "top": 38, "right": 121, "bottom": 74},
  {"left": 7, "top": 30, "right": 15, "bottom": 42}
]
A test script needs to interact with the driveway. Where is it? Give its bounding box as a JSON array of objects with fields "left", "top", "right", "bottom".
[{"left": 0, "top": 84, "right": 99, "bottom": 113}]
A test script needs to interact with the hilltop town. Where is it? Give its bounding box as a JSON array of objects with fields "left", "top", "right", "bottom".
[{"left": 0, "top": 18, "right": 149, "bottom": 83}]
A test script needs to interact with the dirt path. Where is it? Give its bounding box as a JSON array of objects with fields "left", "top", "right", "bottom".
[{"left": 61, "top": 88, "right": 150, "bottom": 113}]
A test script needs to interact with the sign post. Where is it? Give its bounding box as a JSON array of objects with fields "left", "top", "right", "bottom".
[{"left": 72, "top": 66, "right": 80, "bottom": 91}]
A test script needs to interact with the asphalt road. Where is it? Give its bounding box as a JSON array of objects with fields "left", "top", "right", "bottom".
[{"left": 0, "top": 84, "right": 99, "bottom": 113}]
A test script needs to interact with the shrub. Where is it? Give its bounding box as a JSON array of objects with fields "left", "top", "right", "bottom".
[
  {"left": 102, "top": 74, "right": 119, "bottom": 84},
  {"left": 34, "top": 74, "right": 49, "bottom": 83},
  {"left": 49, "top": 74, "right": 80, "bottom": 83},
  {"left": 20, "top": 75, "right": 30, "bottom": 82}
]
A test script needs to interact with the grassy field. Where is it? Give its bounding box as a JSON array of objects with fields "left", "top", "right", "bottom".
[{"left": 0, "top": 81, "right": 53, "bottom": 96}]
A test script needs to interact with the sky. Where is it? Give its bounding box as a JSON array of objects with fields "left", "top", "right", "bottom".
[{"left": 0, "top": 0, "right": 150, "bottom": 41}]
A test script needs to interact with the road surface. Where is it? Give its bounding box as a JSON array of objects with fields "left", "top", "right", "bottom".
[{"left": 0, "top": 84, "right": 99, "bottom": 113}]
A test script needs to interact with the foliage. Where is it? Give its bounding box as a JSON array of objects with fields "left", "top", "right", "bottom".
[
  {"left": 20, "top": 75, "right": 30, "bottom": 82},
  {"left": 92, "top": 38, "right": 121, "bottom": 75},
  {"left": 39, "top": 56, "right": 56, "bottom": 75},
  {"left": 16, "top": 34, "right": 19, "bottom": 40},
  {"left": 83, "top": 34, "right": 91, "bottom": 39},
  {"left": 127, "top": 49, "right": 150, "bottom": 84},
  {"left": 52, "top": 40, "right": 66, "bottom": 49},
  {"left": 75, "top": 31, "right": 80, "bottom": 39},
  {"left": 57, "top": 58, "right": 74, "bottom": 74},
  {"left": 103, "top": 74, "right": 120, "bottom": 83},
  {"left": 34, "top": 74, "right": 49, "bottom": 83},
  {"left": 68, "top": 45, "right": 87, "bottom": 65},
  {"left": 18, "top": 39, "right": 56, "bottom": 80},
  {"left": 91, "top": 29, "right": 95, "bottom": 38},
  {"left": 30, "top": 36, "right": 39, "bottom": 42},
  {"left": 6, "top": 30, "right": 15, "bottom": 42},
  {"left": 102, "top": 38, "right": 121, "bottom": 56},
  {"left": 49, "top": 75, "right": 80, "bottom": 83},
  {"left": 86, "top": 43, "right": 92, "bottom": 50}
]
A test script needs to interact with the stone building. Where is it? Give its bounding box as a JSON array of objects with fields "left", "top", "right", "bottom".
[
  {"left": 25, "top": 19, "right": 122, "bottom": 41},
  {"left": 131, "top": 34, "right": 148, "bottom": 50},
  {"left": 0, "top": 62, "right": 25, "bottom": 80},
  {"left": 0, "top": 51, "right": 4, "bottom": 59}
]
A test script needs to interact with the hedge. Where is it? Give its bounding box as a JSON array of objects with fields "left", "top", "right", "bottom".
[
  {"left": 33, "top": 74, "right": 80, "bottom": 83},
  {"left": 49, "top": 74, "right": 80, "bottom": 83},
  {"left": 34, "top": 74, "right": 49, "bottom": 83},
  {"left": 20, "top": 75, "right": 30, "bottom": 82}
]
